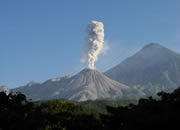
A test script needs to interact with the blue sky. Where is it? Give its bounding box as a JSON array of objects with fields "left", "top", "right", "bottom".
[{"left": 0, "top": 0, "right": 179, "bottom": 88}]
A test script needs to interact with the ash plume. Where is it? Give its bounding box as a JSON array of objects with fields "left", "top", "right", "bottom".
[{"left": 81, "top": 21, "right": 104, "bottom": 69}]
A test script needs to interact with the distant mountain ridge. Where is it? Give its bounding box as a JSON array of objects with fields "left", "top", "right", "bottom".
[
  {"left": 105, "top": 43, "right": 180, "bottom": 95},
  {"left": 12, "top": 69, "right": 143, "bottom": 101},
  {"left": 11, "top": 43, "right": 180, "bottom": 100}
]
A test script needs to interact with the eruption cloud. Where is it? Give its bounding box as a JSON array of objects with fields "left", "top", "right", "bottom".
[{"left": 82, "top": 21, "right": 104, "bottom": 69}]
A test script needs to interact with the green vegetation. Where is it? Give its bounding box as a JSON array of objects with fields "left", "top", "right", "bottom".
[
  {"left": 0, "top": 92, "right": 101, "bottom": 130},
  {"left": 1, "top": 87, "right": 180, "bottom": 129},
  {"left": 80, "top": 99, "right": 138, "bottom": 113}
]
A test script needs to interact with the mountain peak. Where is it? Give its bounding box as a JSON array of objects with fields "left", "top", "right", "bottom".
[
  {"left": 12, "top": 67, "right": 137, "bottom": 101},
  {"left": 133, "top": 43, "right": 179, "bottom": 60},
  {"left": 81, "top": 68, "right": 97, "bottom": 72},
  {"left": 144, "top": 42, "right": 162, "bottom": 48},
  {"left": 78, "top": 68, "right": 100, "bottom": 75},
  {"left": 105, "top": 43, "right": 180, "bottom": 96},
  {"left": 142, "top": 43, "right": 165, "bottom": 50}
]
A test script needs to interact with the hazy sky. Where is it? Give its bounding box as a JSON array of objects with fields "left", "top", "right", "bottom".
[{"left": 0, "top": 0, "right": 179, "bottom": 88}]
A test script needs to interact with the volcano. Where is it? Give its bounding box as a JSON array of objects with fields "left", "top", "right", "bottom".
[
  {"left": 12, "top": 69, "right": 143, "bottom": 101},
  {"left": 105, "top": 43, "right": 180, "bottom": 96}
]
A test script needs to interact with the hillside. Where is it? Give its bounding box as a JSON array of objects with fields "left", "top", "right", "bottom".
[{"left": 105, "top": 43, "right": 180, "bottom": 95}]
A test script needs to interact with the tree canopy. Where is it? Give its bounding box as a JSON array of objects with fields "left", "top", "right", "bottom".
[{"left": 1, "top": 87, "right": 180, "bottom": 130}]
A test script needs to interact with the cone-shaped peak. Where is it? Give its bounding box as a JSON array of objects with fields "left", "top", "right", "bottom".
[
  {"left": 134, "top": 43, "right": 179, "bottom": 59},
  {"left": 143, "top": 42, "right": 162, "bottom": 48},
  {"left": 105, "top": 42, "right": 180, "bottom": 95},
  {"left": 76, "top": 68, "right": 104, "bottom": 79},
  {"left": 141, "top": 43, "right": 170, "bottom": 52},
  {"left": 79, "top": 68, "right": 99, "bottom": 74}
]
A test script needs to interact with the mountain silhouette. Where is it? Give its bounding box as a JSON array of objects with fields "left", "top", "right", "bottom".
[{"left": 105, "top": 43, "right": 180, "bottom": 95}]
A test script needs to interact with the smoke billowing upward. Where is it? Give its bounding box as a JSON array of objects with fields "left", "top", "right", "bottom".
[{"left": 82, "top": 21, "right": 104, "bottom": 69}]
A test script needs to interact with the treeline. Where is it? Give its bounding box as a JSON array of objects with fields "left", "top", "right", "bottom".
[
  {"left": 80, "top": 99, "right": 138, "bottom": 113},
  {"left": 1, "top": 87, "right": 180, "bottom": 130}
]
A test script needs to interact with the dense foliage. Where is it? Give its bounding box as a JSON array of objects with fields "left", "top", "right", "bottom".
[
  {"left": 0, "top": 92, "right": 101, "bottom": 130},
  {"left": 1, "top": 87, "right": 180, "bottom": 130},
  {"left": 80, "top": 99, "right": 138, "bottom": 113},
  {"left": 102, "top": 88, "right": 180, "bottom": 129}
]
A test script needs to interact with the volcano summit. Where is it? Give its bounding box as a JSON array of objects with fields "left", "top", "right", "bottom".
[{"left": 12, "top": 69, "right": 143, "bottom": 101}]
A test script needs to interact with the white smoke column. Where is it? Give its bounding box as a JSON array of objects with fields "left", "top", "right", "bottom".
[{"left": 82, "top": 21, "right": 104, "bottom": 69}]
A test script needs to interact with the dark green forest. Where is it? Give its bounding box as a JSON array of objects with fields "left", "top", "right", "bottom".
[{"left": 1, "top": 87, "right": 180, "bottom": 130}]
